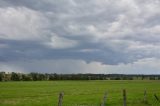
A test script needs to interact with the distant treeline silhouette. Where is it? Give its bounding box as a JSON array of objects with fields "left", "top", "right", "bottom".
[{"left": 0, "top": 72, "right": 160, "bottom": 81}]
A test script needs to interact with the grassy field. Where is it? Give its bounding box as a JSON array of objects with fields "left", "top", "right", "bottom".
[{"left": 0, "top": 80, "right": 160, "bottom": 106}]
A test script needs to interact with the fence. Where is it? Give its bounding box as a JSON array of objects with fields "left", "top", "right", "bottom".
[{"left": 57, "top": 90, "right": 160, "bottom": 106}]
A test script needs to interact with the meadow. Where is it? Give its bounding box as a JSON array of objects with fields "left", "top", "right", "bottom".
[{"left": 0, "top": 80, "right": 160, "bottom": 106}]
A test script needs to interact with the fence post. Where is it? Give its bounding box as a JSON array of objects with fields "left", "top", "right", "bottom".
[
  {"left": 123, "top": 89, "right": 127, "bottom": 106},
  {"left": 101, "top": 92, "right": 107, "bottom": 106},
  {"left": 154, "top": 94, "right": 160, "bottom": 102},
  {"left": 144, "top": 90, "right": 147, "bottom": 103},
  {"left": 58, "top": 92, "right": 64, "bottom": 106}
]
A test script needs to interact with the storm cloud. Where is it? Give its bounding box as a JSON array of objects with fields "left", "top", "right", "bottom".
[{"left": 0, "top": 0, "right": 160, "bottom": 74}]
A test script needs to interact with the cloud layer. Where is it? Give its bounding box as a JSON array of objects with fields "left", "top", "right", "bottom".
[{"left": 0, "top": 0, "right": 160, "bottom": 74}]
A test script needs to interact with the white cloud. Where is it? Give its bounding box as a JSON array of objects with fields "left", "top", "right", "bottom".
[
  {"left": 44, "top": 35, "right": 78, "bottom": 49},
  {"left": 0, "top": 7, "right": 48, "bottom": 40}
]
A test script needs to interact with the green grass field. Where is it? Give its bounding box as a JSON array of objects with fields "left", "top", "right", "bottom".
[{"left": 0, "top": 80, "right": 160, "bottom": 106}]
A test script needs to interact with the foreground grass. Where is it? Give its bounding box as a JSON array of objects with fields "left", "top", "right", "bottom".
[{"left": 0, "top": 80, "right": 160, "bottom": 106}]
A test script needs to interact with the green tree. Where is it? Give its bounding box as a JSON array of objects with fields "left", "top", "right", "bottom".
[{"left": 11, "top": 72, "right": 20, "bottom": 81}]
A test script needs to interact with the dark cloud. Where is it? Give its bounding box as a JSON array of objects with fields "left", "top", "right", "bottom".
[{"left": 0, "top": 0, "right": 160, "bottom": 73}]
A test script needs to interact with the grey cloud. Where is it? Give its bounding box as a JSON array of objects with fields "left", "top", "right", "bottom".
[
  {"left": 1, "top": 58, "right": 160, "bottom": 74},
  {"left": 0, "top": 0, "right": 160, "bottom": 73},
  {"left": 0, "top": 38, "right": 152, "bottom": 65}
]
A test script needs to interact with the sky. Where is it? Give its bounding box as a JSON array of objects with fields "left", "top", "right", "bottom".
[{"left": 0, "top": 0, "right": 160, "bottom": 74}]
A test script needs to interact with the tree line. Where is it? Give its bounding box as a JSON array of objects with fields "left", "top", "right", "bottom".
[{"left": 0, "top": 72, "right": 160, "bottom": 81}]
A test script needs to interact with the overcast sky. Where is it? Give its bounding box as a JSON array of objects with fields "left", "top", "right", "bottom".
[{"left": 0, "top": 0, "right": 160, "bottom": 74}]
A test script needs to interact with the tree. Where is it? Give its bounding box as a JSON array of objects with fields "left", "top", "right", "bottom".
[
  {"left": 0, "top": 72, "right": 3, "bottom": 81},
  {"left": 0, "top": 72, "right": 6, "bottom": 81},
  {"left": 38, "top": 74, "right": 45, "bottom": 80},
  {"left": 11, "top": 72, "right": 20, "bottom": 81},
  {"left": 29, "top": 72, "right": 38, "bottom": 81},
  {"left": 49, "top": 74, "right": 55, "bottom": 80},
  {"left": 21, "top": 74, "right": 32, "bottom": 81}
]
